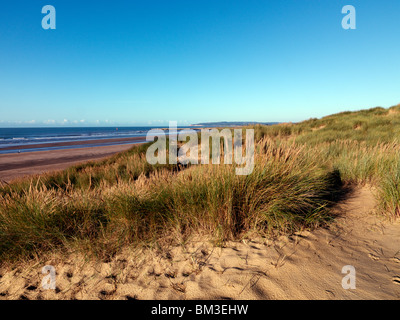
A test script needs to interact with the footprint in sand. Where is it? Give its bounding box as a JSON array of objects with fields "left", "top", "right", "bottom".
[
  {"left": 392, "top": 276, "right": 400, "bottom": 285},
  {"left": 390, "top": 257, "right": 400, "bottom": 264},
  {"left": 368, "top": 253, "right": 380, "bottom": 261}
]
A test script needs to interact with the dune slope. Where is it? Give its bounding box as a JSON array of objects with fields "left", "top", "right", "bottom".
[{"left": 1, "top": 186, "right": 399, "bottom": 300}]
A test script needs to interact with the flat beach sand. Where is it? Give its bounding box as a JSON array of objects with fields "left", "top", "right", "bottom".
[{"left": 0, "top": 137, "right": 144, "bottom": 183}]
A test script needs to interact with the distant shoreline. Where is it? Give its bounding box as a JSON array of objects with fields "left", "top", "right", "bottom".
[
  {"left": 0, "top": 142, "right": 144, "bottom": 183},
  {"left": 0, "top": 136, "right": 147, "bottom": 154},
  {"left": 192, "top": 121, "right": 279, "bottom": 127}
]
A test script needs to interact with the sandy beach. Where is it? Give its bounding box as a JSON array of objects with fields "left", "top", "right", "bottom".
[
  {"left": 0, "top": 136, "right": 146, "bottom": 152},
  {"left": 0, "top": 139, "right": 144, "bottom": 183}
]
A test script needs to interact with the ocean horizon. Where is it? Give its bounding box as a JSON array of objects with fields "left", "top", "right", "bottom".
[
  {"left": 0, "top": 123, "right": 279, "bottom": 154},
  {"left": 0, "top": 127, "right": 165, "bottom": 154}
]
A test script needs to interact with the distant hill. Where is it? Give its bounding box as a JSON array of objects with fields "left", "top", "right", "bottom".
[{"left": 191, "top": 121, "right": 279, "bottom": 127}]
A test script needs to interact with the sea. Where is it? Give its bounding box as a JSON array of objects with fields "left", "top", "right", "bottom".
[
  {"left": 0, "top": 127, "right": 169, "bottom": 154},
  {"left": 0, "top": 124, "right": 275, "bottom": 155}
]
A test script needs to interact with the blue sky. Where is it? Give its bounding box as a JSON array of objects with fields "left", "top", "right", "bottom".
[{"left": 0, "top": 0, "right": 399, "bottom": 126}]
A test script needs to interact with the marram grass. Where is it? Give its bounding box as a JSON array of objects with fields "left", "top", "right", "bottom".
[{"left": 0, "top": 138, "right": 339, "bottom": 262}]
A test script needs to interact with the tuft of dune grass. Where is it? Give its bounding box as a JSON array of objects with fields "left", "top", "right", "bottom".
[{"left": 377, "top": 161, "right": 400, "bottom": 220}]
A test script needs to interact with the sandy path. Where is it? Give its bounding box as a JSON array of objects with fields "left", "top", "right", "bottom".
[{"left": 0, "top": 187, "right": 399, "bottom": 300}]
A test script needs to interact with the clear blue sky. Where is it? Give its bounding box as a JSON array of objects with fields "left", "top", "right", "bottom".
[{"left": 0, "top": 0, "right": 399, "bottom": 126}]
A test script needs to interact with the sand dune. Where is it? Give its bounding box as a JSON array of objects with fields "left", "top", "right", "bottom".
[{"left": 0, "top": 186, "right": 399, "bottom": 300}]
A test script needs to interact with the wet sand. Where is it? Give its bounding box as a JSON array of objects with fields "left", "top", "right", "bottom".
[
  {"left": 0, "top": 140, "right": 145, "bottom": 183},
  {"left": 0, "top": 136, "right": 146, "bottom": 152}
]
